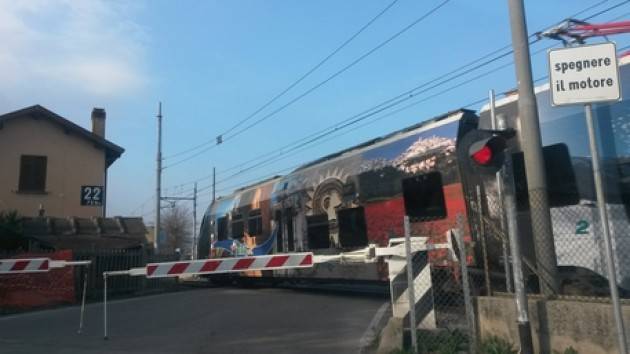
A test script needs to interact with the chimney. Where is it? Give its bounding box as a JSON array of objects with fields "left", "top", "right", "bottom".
[{"left": 91, "top": 108, "right": 106, "bottom": 138}]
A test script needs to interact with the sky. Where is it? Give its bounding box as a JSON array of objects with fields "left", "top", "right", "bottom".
[{"left": 2, "top": 0, "right": 630, "bottom": 224}]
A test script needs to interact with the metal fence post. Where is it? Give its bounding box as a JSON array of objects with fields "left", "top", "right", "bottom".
[
  {"left": 476, "top": 186, "right": 492, "bottom": 296},
  {"left": 456, "top": 214, "right": 477, "bottom": 353},
  {"left": 403, "top": 215, "right": 418, "bottom": 353}
]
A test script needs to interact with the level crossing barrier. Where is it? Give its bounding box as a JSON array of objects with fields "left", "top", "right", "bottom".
[
  {"left": 101, "top": 236, "right": 457, "bottom": 340},
  {"left": 0, "top": 257, "right": 92, "bottom": 334}
]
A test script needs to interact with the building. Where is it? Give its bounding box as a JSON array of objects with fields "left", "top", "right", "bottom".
[{"left": 0, "top": 105, "right": 124, "bottom": 218}]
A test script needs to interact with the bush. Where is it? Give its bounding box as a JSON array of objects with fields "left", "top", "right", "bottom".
[
  {"left": 553, "top": 347, "right": 578, "bottom": 354},
  {"left": 417, "top": 329, "right": 468, "bottom": 354},
  {"left": 390, "top": 329, "right": 468, "bottom": 354},
  {"left": 477, "top": 336, "right": 517, "bottom": 354}
]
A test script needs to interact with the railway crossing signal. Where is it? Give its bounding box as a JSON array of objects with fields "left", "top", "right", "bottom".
[{"left": 457, "top": 129, "right": 515, "bottom": 175}]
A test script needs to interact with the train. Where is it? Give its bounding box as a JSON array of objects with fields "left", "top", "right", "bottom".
[{"left": 197, "top": 54, "right": 630, "bottom": 294}]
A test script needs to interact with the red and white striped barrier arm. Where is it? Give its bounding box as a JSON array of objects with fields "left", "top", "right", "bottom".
[
  {"left": 140, "top": 252, "right": 314, "bottom": 278},
  {"left": 0, "top": 258, "right": 91, "bottom": 274},
  {"left": 0, "top": 258, "right": 50, "bottom": 274}
]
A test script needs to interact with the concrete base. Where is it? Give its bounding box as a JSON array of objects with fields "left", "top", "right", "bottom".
[
  {"left": 477, "top": 296, "right": 628, "bottom": 354},
  {"left": 376, "top": 317, "right": 403, "bottom": 354}
]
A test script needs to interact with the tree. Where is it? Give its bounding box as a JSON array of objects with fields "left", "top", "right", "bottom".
[
  {"left": 160, "top": 204, "right": 193, "bottom": 255},
  {"left": 0, "top": 210, "right": 26, "bottom": 251}
]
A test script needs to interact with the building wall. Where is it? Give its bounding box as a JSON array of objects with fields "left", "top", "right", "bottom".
[{"left": 0, "top": 116, "right": 105, "bottom": 217}]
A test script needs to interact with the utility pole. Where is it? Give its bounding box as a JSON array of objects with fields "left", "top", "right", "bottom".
[
  {"left": 193, "top": 182, "right": 198, "bottom": 259},
  {"left": 507, "top": 0, "right": 559, "bottom": 296},
  {"left": 155, "top": 102, "right": 163, "bottom": 254}
]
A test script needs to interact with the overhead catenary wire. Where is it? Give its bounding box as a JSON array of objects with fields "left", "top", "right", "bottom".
[
  {"left": 203, "top": 42, "right": 560, "bottom": 196},
  {"left": 220, "top": 0, "right": 452, "bottom": 142},
  {"left": 164, "top": 0, "right": 623, "bottom": 189},
  {"left": 157, "top": 0, "right": 627, "bottom": 194},
  {"left": 163, "top": 0, "right": 400, "bottom": 161},
  {"left": 191, "top": 39, "right": 630, "bottom": 208},
  {"left": 211, "top": 0, "right": 621, "bottom": 151},
  {"left": 162, "top": 0, "right": 452, "bottom": 169}
]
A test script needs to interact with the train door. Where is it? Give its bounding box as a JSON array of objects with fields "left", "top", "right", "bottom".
[
  {"left": 275, "top": 210, "right": 283, "bottom": 252},
  {"left": 285, "top": 208, "right": 295, "bottom": 252}
]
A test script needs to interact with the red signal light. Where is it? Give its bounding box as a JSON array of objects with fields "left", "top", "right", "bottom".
[
  {"left": 458, "top": 129, "right": 514, "bottom": 175},
  {"left": 471, "top": 145, "right": 493, "bottom": 165}
]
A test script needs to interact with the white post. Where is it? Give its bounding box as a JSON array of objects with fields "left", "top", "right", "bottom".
[
  {"left": 103, "top": 273, "right": 108, "bottom": 340},
  {"left": 78, "top": 271, "right": 88, "bottom": 334}
]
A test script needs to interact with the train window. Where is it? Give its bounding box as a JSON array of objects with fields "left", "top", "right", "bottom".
[
  {"left": 337, "top": 207, "right": 368, "bottom": 248},
  {"left": 307, "top": 214, "right": 330, "bottom": 249},
  {"left": 402, "top": 172, "right": 447, "bottom": 220},
  {"left": 513, "top": 143, "right": 579, "bottom": 210},
  {"left": 217, "top": 216, "right": 228, "bottom": 241},
  {"left": 275, "top": 211, "right": 283, "bottom": 252},
  {"left": 286, "top": 209, "right": 295, "bottom": 252},
  {"left": 232, "top": 214, "right": 244, "bottom": 239},
  {"left": 248, "top": 209, "right": 263, "bottom": 236},
  {"left": 620, "top": 161, "right": 630, "bottom": 219}
]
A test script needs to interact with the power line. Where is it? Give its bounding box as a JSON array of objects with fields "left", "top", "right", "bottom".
[
  {"left": 191, "top": 32, "right": 630, "bottom": 208},
  {"left": 163, "top": 0, "right": 400, "bottom": 161},
  {"left": 158, "top": 0, "right": 624, "bottom": 192},
  {"left": 194, "top": 74, "right": 550, "bottom": 205},
  {"left": 208, "top": 0, "right": 626, "bottom": 179},
  {"left": 217, "top": 0, "right": 401, "bottom": 138},
  {"left": 162, "top": 0, "right": 452, "bottom": 169},
  {"left": 584, "top": 0, "right": 630, "bottom": 20},
  {"left": 221, "top": 0, "right": 452, "bottom": 143}
]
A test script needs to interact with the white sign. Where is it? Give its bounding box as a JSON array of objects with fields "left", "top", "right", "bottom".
[{"left": 548, "top": 42, "right": 621, "bottom": 106}]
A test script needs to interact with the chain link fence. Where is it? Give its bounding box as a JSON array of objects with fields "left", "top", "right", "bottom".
[
  {"left": 475, "top": 178, "right": 630, "bottom": 300},
  {"left": 400, "top": 170, "right": 630, "bottom": 353}
]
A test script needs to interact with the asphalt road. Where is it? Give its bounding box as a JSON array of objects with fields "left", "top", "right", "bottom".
[{"left": 0, "top": 287, "right": 387, "bottom": 354}]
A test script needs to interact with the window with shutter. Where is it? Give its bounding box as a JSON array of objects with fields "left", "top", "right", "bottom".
[{"left": 18, "top": 155, "right": 47, "bottom": 192}]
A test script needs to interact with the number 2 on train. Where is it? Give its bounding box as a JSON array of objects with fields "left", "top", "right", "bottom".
[{"left": 575, "top": 220, "right": 590, "bottom": 235}]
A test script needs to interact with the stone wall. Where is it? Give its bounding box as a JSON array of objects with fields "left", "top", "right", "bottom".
[{"left": 476, "top": 295, "right": 629, "bottom": 354}]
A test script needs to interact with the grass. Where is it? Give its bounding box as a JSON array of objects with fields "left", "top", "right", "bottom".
[{"left": 390, "top": 333, "right": 579, "bottom": 354}]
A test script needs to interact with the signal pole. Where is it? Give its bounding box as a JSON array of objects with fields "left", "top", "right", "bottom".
[
  {"left": 155, "top": 102, "right": 162, "bottom": 253},
  {"left": 507, "top": 0, "right": 559, "bottom": 296}
]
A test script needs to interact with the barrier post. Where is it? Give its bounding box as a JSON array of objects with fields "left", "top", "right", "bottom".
[
  {"left": 103, "top": 272, "right": 108, "bottom": 340},
  {"left": 78, "top": 270, "right": 88, "bottom": 334}
]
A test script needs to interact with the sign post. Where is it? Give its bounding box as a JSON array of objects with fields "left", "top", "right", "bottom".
[{"left": 549, "top": 41, "right": 627, "bottom": 354}]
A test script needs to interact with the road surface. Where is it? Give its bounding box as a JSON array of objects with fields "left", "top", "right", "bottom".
[{"left": 0, "top": 287, "right": 387, "bottom": 354}]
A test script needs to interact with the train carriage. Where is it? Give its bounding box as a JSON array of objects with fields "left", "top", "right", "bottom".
[{"left": 198, "top": 109, "right": 478, "bottom": 283}]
